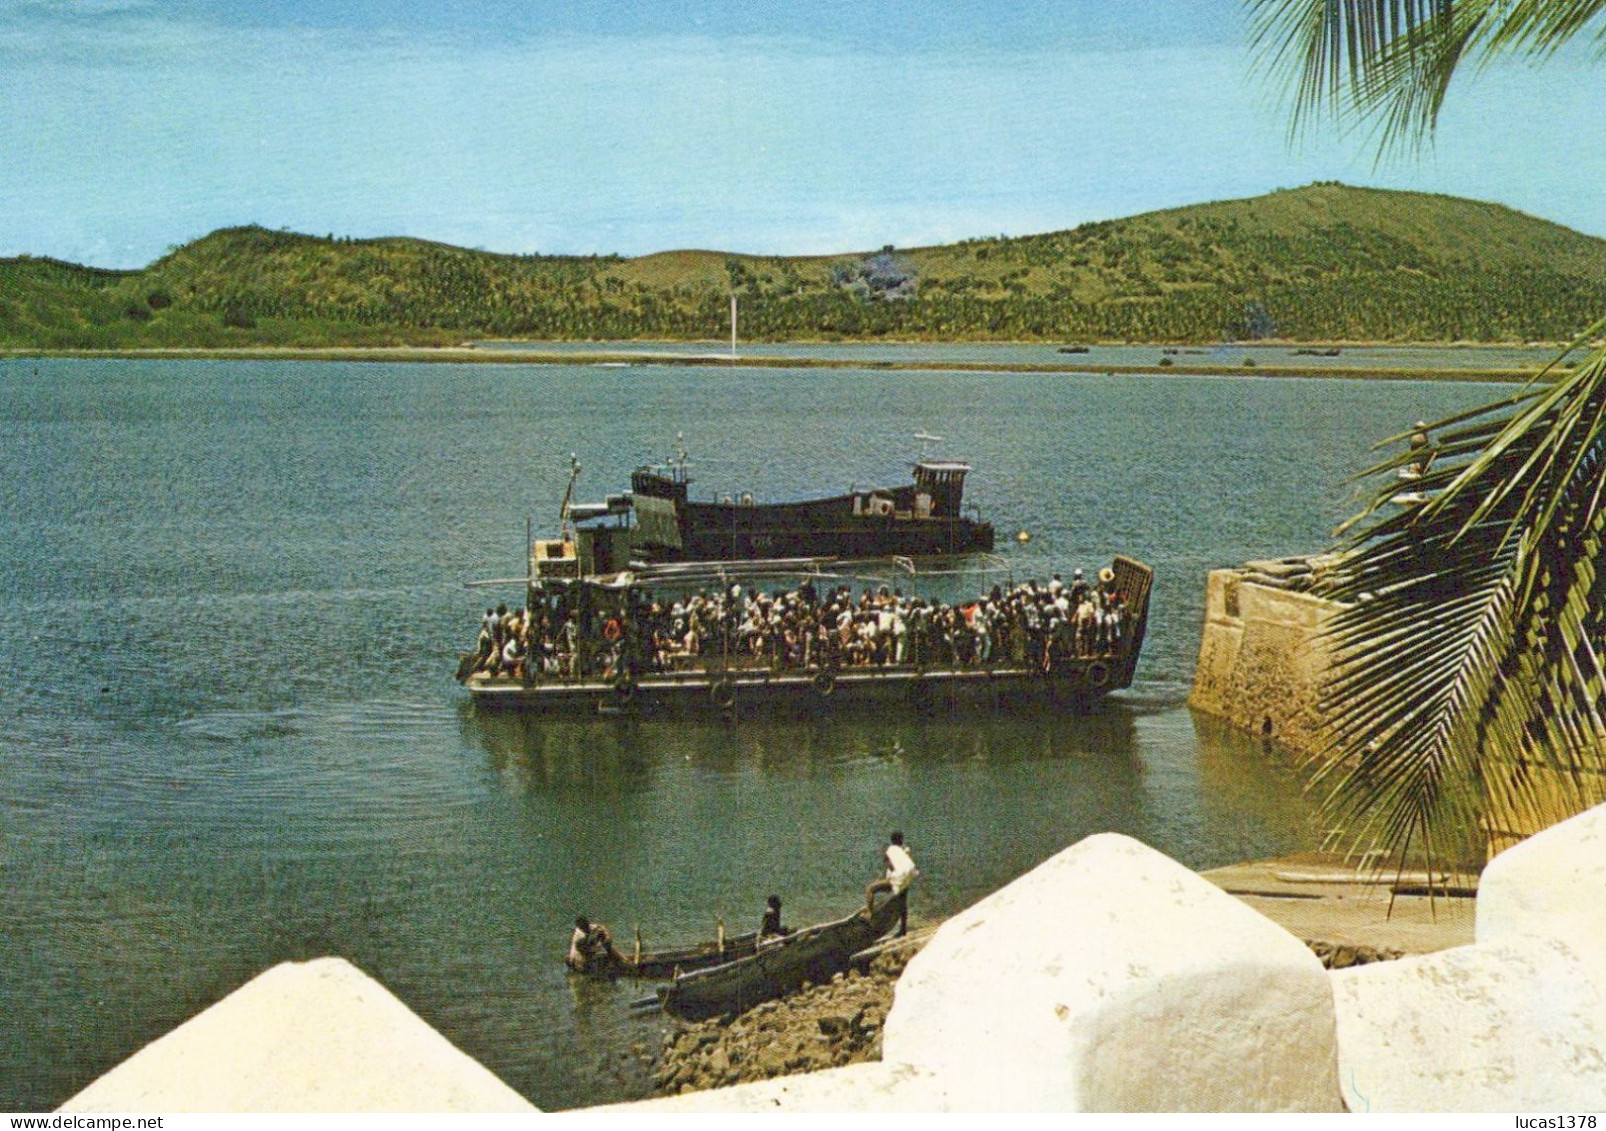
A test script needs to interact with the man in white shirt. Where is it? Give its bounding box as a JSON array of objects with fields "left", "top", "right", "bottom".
[{"left": 865, "top": 831, "right": 918, "bottom": 936}]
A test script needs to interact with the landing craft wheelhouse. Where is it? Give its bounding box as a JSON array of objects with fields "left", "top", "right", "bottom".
[{"left": 627, "top": 451, "right": 995, "bottom": 563}]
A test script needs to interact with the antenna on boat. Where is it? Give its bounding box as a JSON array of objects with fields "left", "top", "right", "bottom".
[
  {"left": 558, "top": 453, "right": 581, "bottom": 540},
  {"left": 670, "top": 432, "right": 690, "bottom": 483},
  {"left": 729, "top": 294, "right": 738, "bottom": 361},
  {"left": 914, "top": 431, "right": 943, "bottom": 461}
]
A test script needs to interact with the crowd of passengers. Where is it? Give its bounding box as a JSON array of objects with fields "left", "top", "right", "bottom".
[{"left": 470, "top": 568, "right": 1130, "bottom": 683}]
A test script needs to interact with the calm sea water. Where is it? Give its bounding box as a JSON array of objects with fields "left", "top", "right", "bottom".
[{"left": 0, "top": 356, "right": 1508, "bottom": 1111}]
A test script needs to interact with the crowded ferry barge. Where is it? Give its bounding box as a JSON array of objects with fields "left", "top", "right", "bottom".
[
  {"left": 458, "top": 547, "right": 1151, "bottom": 717},
  {"left": 455, "top": 451, "right": 1151, "bottom": 715}
]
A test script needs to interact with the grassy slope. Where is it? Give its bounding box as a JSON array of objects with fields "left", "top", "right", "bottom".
[{"left": 4, "top": 183, "right": 1605, "bottom": 348}]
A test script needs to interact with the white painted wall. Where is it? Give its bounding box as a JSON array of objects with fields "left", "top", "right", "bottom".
[
  {"left": 881, "top": 833, "right": 1344, "bottom": 1112},
  {"left": 61, "top": 958, "right": 536, "bottom": 1114}
]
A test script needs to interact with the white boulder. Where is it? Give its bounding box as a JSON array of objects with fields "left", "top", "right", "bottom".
[
  {"left": 881, "top": 832, "right": 1343, "bottom": 1111},
  {"left": 61, "top": 957, "right": 536, "bottom": 1113},
  {"left": 1477, "top": 799, "right": 1606, "bottom": 954},
  {"left": 1332, "top": 933, "right": 1606, "bottom": 1111},
  {"left": 588, "top": 1061, "right": 947, "bottom": 1113}
]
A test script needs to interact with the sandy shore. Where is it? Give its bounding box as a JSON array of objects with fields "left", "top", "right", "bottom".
[{"left": 0, "top": 343, "right": 1566, "bottom": 382}]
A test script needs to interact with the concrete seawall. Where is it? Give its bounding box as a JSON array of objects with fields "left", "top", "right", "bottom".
[
  {"left": 1187, "top": 555, "right": 1606, "bottom": 854},
  {"left": 1188, "top": 558, "right": 1336, "bottom": 757}
]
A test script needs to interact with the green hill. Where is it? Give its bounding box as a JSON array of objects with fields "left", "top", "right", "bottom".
[{"left": 5, "top": 183, "right": 1605, "bottom": 348}]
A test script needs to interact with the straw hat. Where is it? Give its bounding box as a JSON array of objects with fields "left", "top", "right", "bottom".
[{"left": 1099, "top": 567, "right": 1116, "bottom": 584}]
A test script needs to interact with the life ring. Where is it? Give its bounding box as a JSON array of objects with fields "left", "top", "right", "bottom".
[
  {"left": 812, "top": 669, "right": 836, "bottom": 698},
  {"left": 603, "top": 620, "right": 623, "bottom": 642},
  {"left": 611, "top": 675, "right": 636, "bottom": 705},
  {"left": 709, "top": 678, "right": 736, "bottom": 712},
  {"left": 1087, "top": 661, "right": 1111, "bottom": 689}
]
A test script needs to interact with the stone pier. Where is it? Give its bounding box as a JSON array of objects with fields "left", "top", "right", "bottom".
[
  {"left": 1187, "top": 553, "right": 1606, "bottom": 853},
  {"left": 1187, "top": 556, "right": 1337, "bottom": 757}
]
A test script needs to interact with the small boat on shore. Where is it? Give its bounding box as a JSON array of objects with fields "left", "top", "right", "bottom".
[
  {"left": 651, "top": 893, "right": 908, "bottom": 1020},
  {"left": 570, "top": 926, "right": 764, "bottom": 980}
]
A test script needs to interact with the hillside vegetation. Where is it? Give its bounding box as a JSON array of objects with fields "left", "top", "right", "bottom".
[{"left": 4, "top": 183, "right": 1604, "bottom": 349}]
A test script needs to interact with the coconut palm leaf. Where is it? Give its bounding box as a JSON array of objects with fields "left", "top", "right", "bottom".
[
  {"left": 1315, "top": 330, "right": 1606, "bottom": 865},
  {"left": 1248, "top": 0, "right": 1606, "bottom": 151},
  {"left": 1248, "top": 0, "right": 1606, "bottom": 866}
]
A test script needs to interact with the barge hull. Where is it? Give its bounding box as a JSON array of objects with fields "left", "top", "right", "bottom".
[{"left": 463, "top": 656, "right": 1133, "bottom": 715}]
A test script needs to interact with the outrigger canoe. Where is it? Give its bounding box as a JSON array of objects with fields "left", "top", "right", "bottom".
[
  {"left": 652, "top": 892, "right": 908, "bottom": 1020},
  {"left": 571, "top": 927, "right": 764, "bottom": 980}
]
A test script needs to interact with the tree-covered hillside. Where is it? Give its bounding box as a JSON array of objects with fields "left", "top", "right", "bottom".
[{"left": 4, "top": 183, "right": 1604, "bottom": 348}]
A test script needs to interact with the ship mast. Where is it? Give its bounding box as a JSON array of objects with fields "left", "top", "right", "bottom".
[
  {"left": 730, "top": 293, "right": 738, "bottom": 360},
  {"left": 558, "top": 453, "right": 581, "bottom": 541}
]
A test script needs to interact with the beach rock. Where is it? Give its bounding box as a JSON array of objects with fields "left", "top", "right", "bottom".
[
  {"left": 649, "top": 932, "right": 919, "bottom": 1098},
  {"left": 1304, "top": 940, "right": 1402, "bottom": 969},
  {"left": 817, "top": 1015, "right": 850, "bottom": 1038}
]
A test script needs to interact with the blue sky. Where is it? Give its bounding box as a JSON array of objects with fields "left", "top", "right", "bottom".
[{"left": 2, "top": 0, "right": 1598, "bottom": 267}]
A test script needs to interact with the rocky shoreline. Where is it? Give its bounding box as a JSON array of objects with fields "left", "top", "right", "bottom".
[
  {"left": 648, "top": 925, "right": 1401, "bottom": 1098},
  {"left": 651, "top": 935, "right": 922, "bottom": 1097}
]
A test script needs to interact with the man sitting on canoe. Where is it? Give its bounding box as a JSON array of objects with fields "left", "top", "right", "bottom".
[
  {"left": 758, "top": 895, "right": 791, "bottom": 943},
  {"left": 864, "top": 831, "right": 918, "bottom": 936},
  {"left": 567, "top": 915, "right": 623, "bottom": 972}
]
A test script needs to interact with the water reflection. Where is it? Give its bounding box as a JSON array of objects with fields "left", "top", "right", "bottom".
[
  {"left": 467, "top": 708, "right": 655, "bottom": 795},
  {"left": 1182, "top": 710, "right": 1321, "bottom": 865},
  {"left": 465, "top": 700, "right": 1141, "bottom": 794}
]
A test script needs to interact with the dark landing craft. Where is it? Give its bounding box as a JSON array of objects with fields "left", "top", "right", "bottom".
[
  {"left": 457, "top": 555, "right": 1152, "bottom": 717},
  {"left": 626, "top": 439, "right": 995, "bottom": 563}
]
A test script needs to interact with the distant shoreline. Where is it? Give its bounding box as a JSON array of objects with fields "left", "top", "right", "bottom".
[{"left": 0, "top": 343, "right": 1567, "bottom": 383}]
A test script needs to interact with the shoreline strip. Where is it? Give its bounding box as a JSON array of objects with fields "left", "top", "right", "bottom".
[{"left": 0, "top": 346, "right": 1556, "bottom": 383}]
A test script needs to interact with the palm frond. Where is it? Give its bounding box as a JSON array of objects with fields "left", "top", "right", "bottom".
[
  {"left": 1315, "top": 340, "right": 1606, "bottom": 867},
  {"left": 1484, "top": 0, "right": 1606, "bottom": 56},
  {"left": 1247, "top": 0, "right": 1606, "bottom": 152}
]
